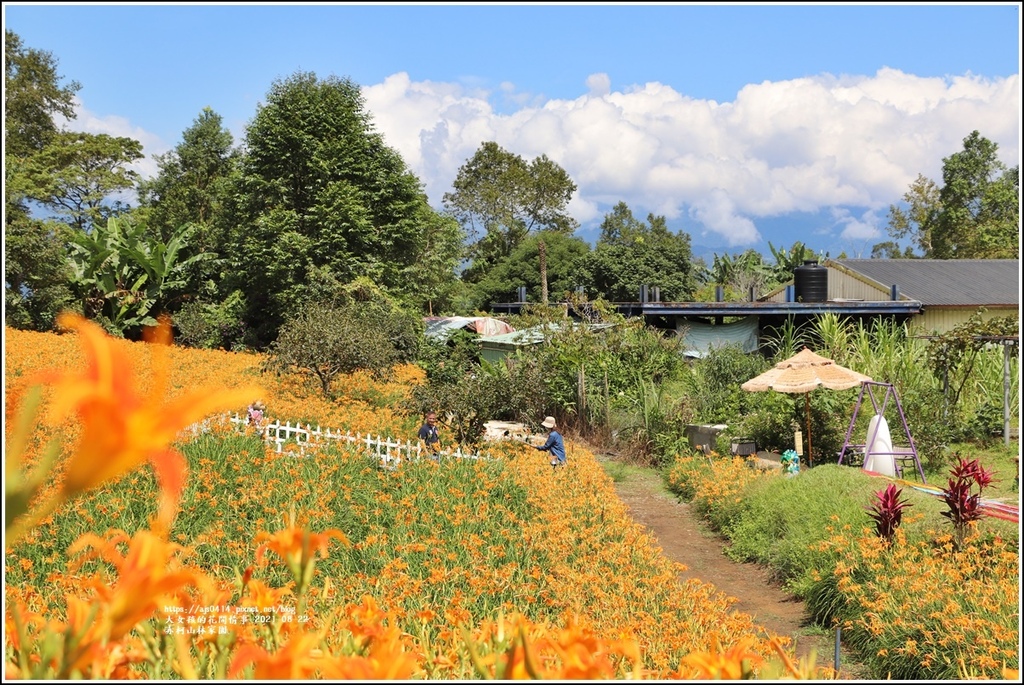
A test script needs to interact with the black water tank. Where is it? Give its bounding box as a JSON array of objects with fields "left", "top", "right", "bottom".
[{"left": 794, "top": 259, "right": 828, "bottom": 302}]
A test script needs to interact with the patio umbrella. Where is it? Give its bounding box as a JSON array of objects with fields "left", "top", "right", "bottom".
[{"left": 741, "top": 347, "right": 871, "bottom": 466}]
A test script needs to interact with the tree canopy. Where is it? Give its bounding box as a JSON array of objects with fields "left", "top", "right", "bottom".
[
  {"left": 584, "top": 202, "right": 696, "bottom": 302},
  {"left": 881, "top": 131, "right": 1019, "bottom": 259},
  {"left": 443, "top": 141, "right": 578, "bottom": 283},
  {"left": 4, "top": 29, "right": 80, "bottom": 158},
  {"left": 5, "top": 30, "right": 82, "bottom": 330},
  {"left": 224, "top": 71, "right": 453, "bottom": 347},
  {"left": 471, "top": 230, "right": 591, "bottom": 310}
]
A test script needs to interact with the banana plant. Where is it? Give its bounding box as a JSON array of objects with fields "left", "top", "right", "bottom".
[{"left": 66, "top": 216, "right": 213, "bottom": 336}]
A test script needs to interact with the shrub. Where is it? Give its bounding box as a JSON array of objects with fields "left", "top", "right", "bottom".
[
  {"left": 740, "top": 392, "right": 797, "bottom": 453},
  {"left": 267, "top": 298, "right": 421, "bottom": 398},
  {"left": 417, "top": 329, "right": 483, "bottom": 385},
  {"left": 679, "top": 343, "right": 770, "bottom": 425},
  {"left": 408, "top": 371, "right": 503, "bottom": 445},
  {"left": 865, "top": 483, "right": 912, "bottom": 544},
  {"left": 174, "top": 290, "right": 248, "bottom": 350}
]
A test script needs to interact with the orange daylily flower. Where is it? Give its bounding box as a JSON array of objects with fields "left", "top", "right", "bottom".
[
  {"left": 238, "top": 579, "right": 293, "bottom": 613},
  {"left": 319, "top": 628, "right": 420, "bottom": 680},
  {"left": 550, "top": 620, "right": 643, "bottom": 679},
  {"left": 254, "top": 512, "right": 349, "bottom": 596},
  {"left": 228, "top": 632, "right": 324, "bottom": 680},
  {"left": 39, "top": 312, "right": 262, "bottom": 525},
  {"left": 341, "top": 595, "right": 390, "bottom": 644},
  {"left": 254, "top": 525, "right": 350, "bottom": 571},
  {"left": 679, "top": 634, "right": 765, "bottom": 679},
  {"left": 67, "top": 529, "right": 209, "bottom": 642}
]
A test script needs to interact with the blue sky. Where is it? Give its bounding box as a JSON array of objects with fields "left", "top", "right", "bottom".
[{"left": 5, "top": 2, "right": 1021, "bottom": 260}]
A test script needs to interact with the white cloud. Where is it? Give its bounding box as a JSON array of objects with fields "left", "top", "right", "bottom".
[
  {"left": 837, "top": 209, "right": 883, "bottom": 241},
  {"left": 362, "top": 69, "right": 1020, "bottom": 248},
  {"left": 586, "top": 73, "right": 611, "bottom": 97},
  {"left": 54, "top": 69, "right": 1019, "bottom": 251},
  {"left": 688, "top": 190, "right": 761, "bottom": 246}
]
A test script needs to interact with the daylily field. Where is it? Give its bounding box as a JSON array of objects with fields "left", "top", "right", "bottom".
[{"left": 5, "top": 319, "right": 822, "bottom": 679}]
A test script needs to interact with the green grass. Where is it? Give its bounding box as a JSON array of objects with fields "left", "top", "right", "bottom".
[
  {"left": 667, "top": 456, "right": 1019, "bottom": 680},
  {"left": 923, "top": 441, "right": 1020, "bottom": 499}
]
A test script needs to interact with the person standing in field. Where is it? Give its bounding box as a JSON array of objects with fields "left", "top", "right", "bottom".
[
  {"left": 535, "top": 416, "right": 566, "bottom": 467},
  {"left": 418, "top": 411, "right": 442, "bottom": 461},
  {"left": 247, "top": 400, "right": 266, "bottom": 429}
]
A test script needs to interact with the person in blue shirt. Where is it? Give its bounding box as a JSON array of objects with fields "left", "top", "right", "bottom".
[
  {"left": 418, "top": 411, "right": 441, "bottom": 461},
  {"left": 536, "top": 416, "right": 566, "bottom": 467}
]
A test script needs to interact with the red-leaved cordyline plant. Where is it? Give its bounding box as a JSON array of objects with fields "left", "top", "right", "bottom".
[
  {"left": 866, "top": 483, "right": 912, "bottom": 544},
  {"left": 941, "top": 456, "right": 995, "bottom": 549}
]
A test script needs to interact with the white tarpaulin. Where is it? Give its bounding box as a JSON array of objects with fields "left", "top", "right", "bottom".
[{"left": 678, "top": 316, "right": 760, "bottom": 358}]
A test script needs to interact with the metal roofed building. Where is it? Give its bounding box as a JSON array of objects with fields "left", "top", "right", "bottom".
[
  {"left": 424, "top": 316, "right": 515, "bottom": 342},
  {"left": 818, "top": 259, "right": 1019, "bottom": 334},
  {"left": 477, "top": 322, "right": 616, "bottom": 364},
  {"left": 488, "top": 259, "right": 1018, "bottom": 344}
]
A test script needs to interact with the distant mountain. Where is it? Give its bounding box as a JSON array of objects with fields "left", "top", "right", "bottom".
[{"left": 689, "top": 241, "right": 731, "bottom": 265}]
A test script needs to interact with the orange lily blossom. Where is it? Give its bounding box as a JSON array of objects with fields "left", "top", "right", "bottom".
[
  {"left": 678, "top": 634, "right": 765, "bottom": 679},
  {"left": 67, "top": 529, "right": 209, "bottom": 643},
  {"left": 254, "top": 511, "right": 349, "bottom": 597},
  {"left": 38, "top": 312, "right": 262, "bottom": 526},
  {"left": 318, "top": 628, "right": 420, "bottom": 680},
  {"left": 227, "top": 632, "right": 325, "bottom": 679}
]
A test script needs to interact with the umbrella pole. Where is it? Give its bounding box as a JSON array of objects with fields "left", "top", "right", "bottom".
[{"left": 805, "top": 393, "right": 813, "bottom": 467}]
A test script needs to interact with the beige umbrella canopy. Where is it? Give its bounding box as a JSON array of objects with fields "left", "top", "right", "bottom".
[{"left": 741, "top": 347, "right": 872, "bottom": 466}]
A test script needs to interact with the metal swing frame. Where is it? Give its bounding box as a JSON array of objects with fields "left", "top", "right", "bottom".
[{"left": 837, "top": 381, "right": 927, "bottom": 483}]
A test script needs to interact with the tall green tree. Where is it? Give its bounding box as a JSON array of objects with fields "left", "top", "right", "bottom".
[
  {"left": 881, "top": 131, "right": 1019, "bottom": 259},
  {"left": 584, "top": 202, "right": 696, "bottom": 302},
  {"left": 139, "top": 107, "right": 238, "bottom": 239},
  {"left": 933, "top": 132, "right": 1019, "bottom": 258},
  {"left": 4, "top": 29, "right": 79, "bottom": 158},
  {"left": 884, "top": 174, "right": 941, "bottom": 257},
  {"left": 226, "top": 71, "right": 440, "bottom": 347},
  {"left": 138, "top": 107, "right": 240, "bottom": 304},
  {"left": 443, "top": 141, "right": 578, "bottom": 282},
  {"left": 471, "top": 230, "right": 591, "bottom": 310},
  {"left": 20, "top": 131, "right": 143, "bottom": 231},
  {"left": 401, "top": 210, "right": 465, "bottom": 316},
  {"left": 4, "top": 217, "right": 76, "bottom": 331},
  {"left": 5, "top": 30, "right": 82, "bottom": 330}
]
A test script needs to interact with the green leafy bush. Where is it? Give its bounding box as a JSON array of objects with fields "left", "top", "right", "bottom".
[
  {"left": 174, "top": 290, "right": 248, "bottom": 350},
  {"left": 267, "top": 297, "right": 421, "bottom": 398},
  {"left": 417, "top": 329, "right": 483, "bottom": 385},
  {"left": 738, "top": 392, "right": 797, "bottom": 453},
  {"left": 678, "top": 343, "right": 770, "bottom": 425}
]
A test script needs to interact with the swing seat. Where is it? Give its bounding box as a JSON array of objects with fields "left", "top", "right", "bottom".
[{"left": 837, "top": 381, "right": 926, "bottom": 484}]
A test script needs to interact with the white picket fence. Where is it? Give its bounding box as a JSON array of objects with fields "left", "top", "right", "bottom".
[{"left": 186, "top": 413, "right": 492, "bottom": 467}]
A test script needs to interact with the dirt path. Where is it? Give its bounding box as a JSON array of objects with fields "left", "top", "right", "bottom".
[{"left": 600, "top": 455, "right": 871, "bottom": 679}]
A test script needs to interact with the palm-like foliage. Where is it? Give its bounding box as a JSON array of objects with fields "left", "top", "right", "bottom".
[{"left": 67, "top": 216, "right": 213, "bottom": 335}]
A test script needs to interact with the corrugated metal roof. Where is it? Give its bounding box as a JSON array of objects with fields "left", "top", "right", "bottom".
[
  {"left": 831, "top": 259, "right": 1019, "bottom": 307},
  {"left": 478, "top": 322, "right": 616, "bottom": 350},
  {"left": 424, "top": 316, "right": 515, "bottom": 340}
]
